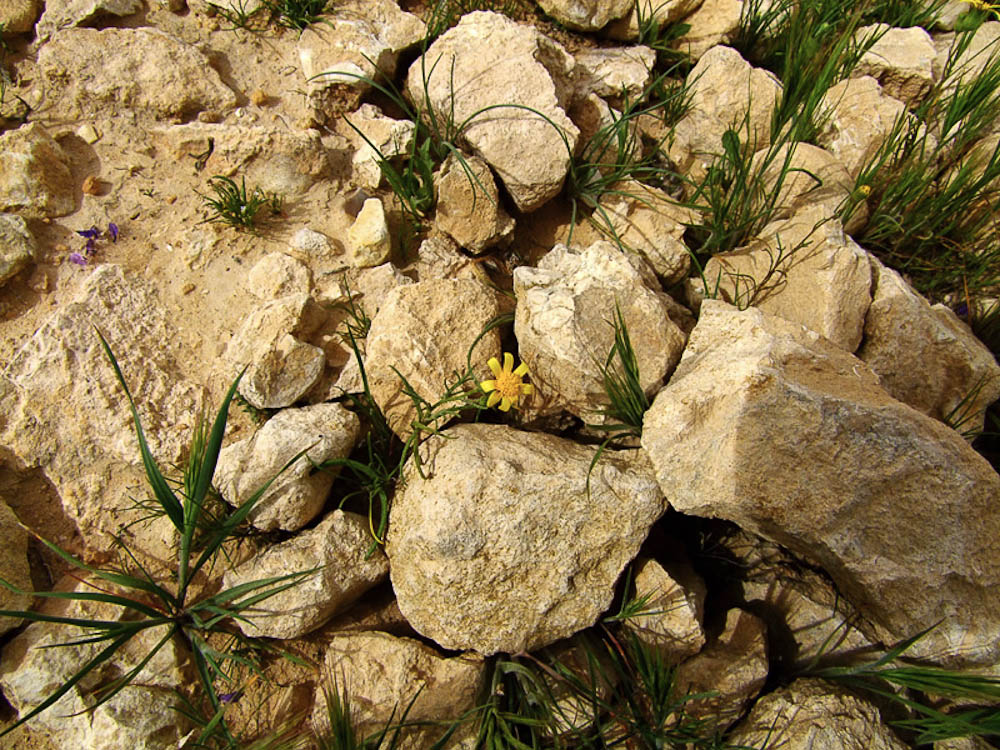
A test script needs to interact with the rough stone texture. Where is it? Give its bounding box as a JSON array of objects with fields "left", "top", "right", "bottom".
[
  {"left": 387, "top": 423, "right": 667, "bottom": 655},
  {"left": 729, "top": 679, "right": 910, "bottom": 750},
  {"left": 0, "top": 0, "right": 40, "bottom": 33},
  {"left": 215, "top": 403, "right": 359, "bottom": 532},
  {"left": 1, "top": 265, "right": 204, "bottom": 557},
  {"left": 625, "top": 557, "right": 706, "bottom": 664},
  {"left": 434, "top": 152, "right": 514, "bottom": 254},
  {"left": 36, "top": 0, "right": 142, "bottom": 41},
  {"left": 0, "top": 124, "right": 75, "bottom": 219},
  {"left": 933, "top": 22, "right": 1000, "bottom": 94},
  {"left": 674, "top": 608, "right": 769, "bottom": 725},
  {"left": 290, "top": 227, "right": 338, "bottom": 261},
  {"left": 513, "top": 241, "right": 686, "bottom": 419},
  {"left": 669, "top": 46, "right": 783, "bottom": 182},
  {"left": 536, "top": 0, "right": 632, "bottom": 31},
  {"left": 222, "top": 510, "right": 388, "bottom": 638},
  {"left": 365, "top": 279, "right": 501, "bottom": 437},
  {"left": 672, "top": 0, "right": 743, "bottom": 61},
  {"left": 572, "top": 46, "right": 656, "bottom": 101},
  {"left": 540, "top": 634, "right": 618, "bottom": 734},
  {"left": 0, "top": 577, "right": 189, "bottom": 750},
  {"left": 859, "top": 259, "right": 1000, "bottom": 433},
  {"left": 406, "top": 235, "right": 492, "bottom": 283},
  {"left": 853, "top": 24, "right": 936, "bottom": 107},
  {"left": 641, "top": 301, "right": 1000, "bottom": 665},
  {"left": 0, "top": 498, "right": 32, "bottom": 636},
  {"left": 312, "top": 631, "right": 484, "bottom": 750},
  {"left": 0, "top": 212, "right": 35, "bottom": 286},
  {"left": 933, "top": 1, "right": 973, "bottom": 31},
  {"left": 405, "top": 12, "right": 579, "bottom": 212},
  {"left": 247, "top": 253, "right": 311, "bottom": 299},
  {"left": 348, "top": 104, "right": 417, "bottom": 190},
  {"left": 346, "top": 197, "right": 391, "bottom": 268},
  {"left": 595, "top": 180, "right": 696, "bottom": 284},
  {"left": 703, "top": 208, "right": 873, "bottom": 352},
  {"left": 569, "top": 93, "right": 639, "bottom": 163},
  {"left": 606, "top": 0, "right": 704, "bottom": 41},
  {"left": 225, "top": 294, "right": 327, "bottom": 409},
  {"left": 37, "top": 28, "right": 237, "bottom": 121}
]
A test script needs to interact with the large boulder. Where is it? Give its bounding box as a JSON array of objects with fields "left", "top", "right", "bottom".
[
  {"left": 641, "top": 301, "right": 1000, "bottom": 665},
  {"left": 405, "top": 12, "right": 579, "bottom": 212},
  {"left": 387, "top": 423, "right": 666, "bottom": 655},
  {"left": 0, "top": 124, "right": 75, "bottom": 219}
]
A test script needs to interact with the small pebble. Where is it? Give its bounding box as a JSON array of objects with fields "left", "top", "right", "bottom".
[
  {"left": 54, "top": 243, "right": 69, "bottom": 253},
  {"left": 166, "top": 195, "right": 177, "bottom": 204},
  {"left": 76, "top": 124, "right": 101, "bottom": 144},
  {"left": 250, "top": 90, "right": 268, "bottom": 106},
  {"left": 181, "top": 282, "right": 196, "bottom": 294},
  {"left": 81, "top": 176, "right": 101, "bottom": 195}
]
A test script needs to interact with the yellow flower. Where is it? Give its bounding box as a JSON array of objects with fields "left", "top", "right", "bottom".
[
  {"left": 481, "top": 352, "right": 533, "bottom": 412},
  {"left": 859, "top": 184, "right": 872, "bottom": 197}
]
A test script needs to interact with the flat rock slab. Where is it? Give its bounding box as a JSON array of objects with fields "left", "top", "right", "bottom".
[
  {"left": 387, "top": 423, "right": 666, "bottom": 655},
  {"left": 641, "top": 300, "right": 1000, "bottom": 665}
]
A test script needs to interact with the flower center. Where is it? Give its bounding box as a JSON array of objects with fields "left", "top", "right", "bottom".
[{"left": 495, "top": 371, "right": 521, "bottom": 399}]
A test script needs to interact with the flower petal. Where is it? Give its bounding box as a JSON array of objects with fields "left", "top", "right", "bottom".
[
  {"left": 487, "top": 391, "right": 502, "bottom": 408},
  {"left": 481, "top": 379, "right": 496, "bottom": 393},
  {"left": 503, "top": 352, "right": 514, "bottom": 373},
  {"left": 499, "top": 396, "right": 512, "bottom": 412},
  {"left": 520, "top": 383, "right": 534, "bottom": 395},
  {"left": 488, "top": 357, "right": 502, "bottom": 377},
  {"left": 514, "top": 362, "right": 529, "bottom": 377}
]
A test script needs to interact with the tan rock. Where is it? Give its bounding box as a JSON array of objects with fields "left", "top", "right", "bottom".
[
  {"left": 36, "top": 0, "right": 142, "bottom": 41},
  {"left": 606, "top": 0, "right": 705, "bottom": 41},
  {"left": 346, "top": 197, "right": 391, "bottom": 268},
  {"left": 0, "top": 212, "right": 36, "bottom": 286},
  {"left": 859, "top": 259, "right": 1000, "bottom": 434},
  {"left": 933, "top": 22, "right": 1000, "bottom": 94},
  {"left": 387, "top": 423, "right": 666, "bottom": 654},
  {"left": 539, "top": 634, "right": 618, "bottom": 734},
  {"left": 641, "top": 301, "right": 1000, "bottom": 665},
  {"left": 536, "top": 0, "right": 632, "bottom": 31},
  {"left": 290, "top": 227, "right": 338, "bottom": 261},
  {"left": 672, "top": 0, "right": 744, "bottom": 60},
  {"left": 405, "top": 235, "right": 490, "bottom": 282},
  {"left": 348, "top": 104, "right": 417, "bottom": 190},
  {"left": 434, "top": 152, "right": 514, "bottom": 254},
  {"left": 405, "top": 12, "right": 579, "bottom": 212},
  {"left": 625, "top": 557, "right": 706, "bottom": 664},
  {"left": 0, "top": 123, "right": 75, "bottom": 219},
  {"left": 0, "top": 0, "right": 40, "bottom": 33},
  {"left": 572, "top": 46, "right": 656, "bottom": 101},
  {"left": 247, "top": 253, "right": 311, "bottom": 299},
  {"left": 853, "top": 24, "right": 936, "bottom": 106},
  {"left": 0, "top": 499, "right": 31, "bottom": 636}
]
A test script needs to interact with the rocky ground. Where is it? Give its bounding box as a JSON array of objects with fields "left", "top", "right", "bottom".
[{"left": 1, "top": 0, "right": 1000, "bottom": 748}]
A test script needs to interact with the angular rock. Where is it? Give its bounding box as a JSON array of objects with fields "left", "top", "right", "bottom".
[
  {"left": 859, "top": 260, "right": 1000, "bottom": 434},
  {"left": 703, "top": 208, "right": 873, "bottom": 352},
  {"left": 535, "top": 0, "right": 632, "bottom": 31},
  {"left": 405, "top": 12, "right": 579, "bottom": 212},
  {"left": 406, "top": 235, "right": 491, "bottom": 282},
  {"left": 606, "top": 0, "right": 704, "bottom": 41},
  {"left": 365, "top": 278, "right": 501, "bottom": 438},
  {"left": 387, "top": 423, "right": 666, "bottom": 654},
  {"left": 36, "top": 0, "right": 142, "bottom": 41},
  {"left": 0, "top": 212, "right": 35, "bottom": 286},
  {"left": 641, "top": 301, "right": 1000, "bottom": 665},
  {"left": 730, "top": 679, "right": 910, "bottom": 750},
  {"left": 513, "top": 241, "right": 686, "bottom": 419},
  {"left": 672, "top": 0, "right": 743, "bottom": 61},
  {"left": 669, "top": 46, "right": 783, "bottom": 182},
  {"left": 247, "top": 253, "right": 311, "bottom": 299},
  {"left": 0, "top": 498, "right": 32, "bottom": 636},
  {"left": 346, "top": 197, "right": 391, "bottom": 268},
  {"left": 215, "top": 403, "right": 359, "bottom": 532},
  {"left": 569, "top": 93, "right": 640, "bottom": 163},
  {"left": 434, "top": 152, "right": 514, "bottom": 254},
  {"left": 290, "top": 227, "right": 338, "bottom": 261},
  {"left": 312, "top": 631, "right": 484, "bottom": 750},
  {"left": 625, "top": 557, "right": 706, "bottom": 664},
  {"left": 572, "top": 46, "right": 656, "bottom": 101},
  {"left": 222, "top": 510, "right": 387, "bottom": 638},
  {"left": 0, "top": 124, "right": 75, "bottom": 219},
  {"left": 348, "top": 104, "right": 417, "bottom": 190},
  {"left": 853, "top": 24, "right": 936, "bottom": 106},
  {"left": 0, "top": 0, "right": 40, "bottom": 33},
  {"left": 933, "top": 22, "right": 1000, "bottom": 94}
]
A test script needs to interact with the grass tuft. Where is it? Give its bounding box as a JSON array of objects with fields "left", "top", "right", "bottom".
[{"left": 199, "top": 175, "right": 283, "bottom": 232}]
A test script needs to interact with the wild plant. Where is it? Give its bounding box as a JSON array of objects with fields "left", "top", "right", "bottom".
[
  {"left": 258, "top": 0, "right": 330, "bottom": 30},
  {"left": 424, "top": 0, "right": 524, "bottom": 41},
  {"left": 0, "top": 335, "right": 314, "bottom": 745},
  {"left": 632, "top": 0, "right": 692, "bottom": 66},
  {"left": 199, "top": 175, "right": 283, "bottom": 232}
]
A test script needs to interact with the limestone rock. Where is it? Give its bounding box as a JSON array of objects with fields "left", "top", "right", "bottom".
[
  {"left": 37, "top": 28, "right": 237, "bottom": 121},
  {"left": 405, "top": 12, "right": 579, "bottom": 212},
  {"left": 0, "top": 498, "right": 31, "bottom": 635},
  {"left": 933, "top": 22, "right": 1000, "bottom": 94},
  {"left": 669, "top": 46, "right": 783, "bottom": 182},
  {"left": 222, "top": 510, "right": 387, "bottom": 638},
  {"left": 672, "top": 0, "right": 744, "bottom": 61},
  {"left": 0, "top": 0, "right": 40, "bottom": 33},
  {"left": 434, "top": 152, "right": 514, "bottom": 254},
  {"left": 513, "top": 241, "right": 686, "bottom": 419},
  {"left": 348, "top": 104, "right": 417, "bottom": 190},
  {"left": 730, "top": 679, "right": 910, "bottom": 750},
  {"left": 0, "top": 124, "right": 75, "bottom": 219},
  {"left": 625, "top": 557, "right": 706, "bottom": 664},
  {"left": 853, "top": 24, "right": 936, "bottom": 106},
  {"left": 290, "top": 227, "right": 338, "bottom": 261},
  {"left": 703, "top": 208, "right": 873, "bottom": 352},
  {"left": 312, "top": 631, "right": 484, "bottom": 750},
  {"left": 540, "top": 634, "right": 618, "bottom": 734},
  {"left": 406, "top": 235, "right": 490, "bottom": 282},
  {"left": 387, "top": 423, "right": 666, "bottom": 654},
  {"left": 859, "top": 260, "right": 1000, "bottom": 434},
  {"left": 641, "top": 301, "right": 1000, "bottom": 665},
  {"left": 346, "top": 198, "right": 391, "bottom": 268},
  {"left": 595, "top": 180, "right": 696, "bottom": 285},
  {"left": 247, "top": 253, "right": 311, "bottom": 300},
  {"left": 674, "top": 608, "right": 768, "bottom": 725},
  {"left": 37, "top": 0, "right": 142, "bottom": 41},
  {"left": 572, "top": 46, "right": 656, "bottom": 101},
  {"left": 215, "top": 403, "right": 359, "bottom": 532},
  {"left": 569, "top": 93, "right": 639, "bottom": 164},
  {"left": 365, "top": 279, "right": 501, "bottom": 437},
  {"left": 606, "top": 0, "right": 704, "bottom": 41},
  {"left": 0, "top": 213, "right": 35, "bottom": 286},
  {"left": 535, "top": 0, "right": 632, "bottom": 31}
]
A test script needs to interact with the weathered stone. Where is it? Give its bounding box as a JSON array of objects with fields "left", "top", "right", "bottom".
[
  {"left": 435, "top": 152, "right": 514, "bottom": 254},
  {"left": 853, "top": 24, "right": 936, "bottom": 107},
  {"left": 247, "top": 253, "right": 311, "bottom": 299},
  {"left": 536, "top": 0, "right": 632, "bottom": 31},
  {"left": 290, "top": 227, "right": 338, "bottom": 261},
  {"left": 540, "top": 634, "right": 618, "bottom": 735},
  {"left": 0, "top": 212, "right": 35, "bottom": 286},
  {"left": 595, "top": 180, "right": 696, "bottom": 284},
  {"left": 572, "top": 46, "right": 656, "bottom": 101},
  {"left": 222, "top": 510, "right": 387, "bottom": 638},
  {"left": 37, "top": 28, "right": 237, "bottom": 121},
  {"left": 348, "top": 104, "right": 417, "bottom": 190},
  {"left": 569, "top": 93, "right": 639, "bottom": 164},
  {"left": 703, "top": 208, "right": 873, "bottom": 352},
  {"left": 0, "top": 498, "right": 31, "bottom": 636},
  {"left": 0, "top": 0, "right": 40, "bottom": 33},
  {"left": 934, "top": 1, "right": 974, "bottom": 31},
  {"left": 36, "top": 0, "right": 142, "bottom": 41},
  {"left": 406, "top": 235, "right": 490, "bottom": 282},
  {"left": 672, "top": 0, "right": 743, "bottom": 60},
  {"left": 312, "top": 631, "right": 484, "bottom": 749},
  {"left": 0, "top": 124, "right": 75, "bottom": 219},
  {"left": 933, "top": 22, "right": 1000, "bottom": 94},
  {"left": 674, "top": 608, "right": 768, "bottom": 725},
  {"left": 641, "top": 301, "right": 1000, "bottom": 665},
  {"left": 513, "top": 241, "right": 686, "bottom": 419},
  {"left": 625, "top": 557, "right": 706, "bottom": 664},
  {"left": 215, "top": 403, "right": 359, "bottom": 532},
  {"left": 606, "top": 0, "right": 704, "bottom": 42},
  {"left": 387, "top": 423, "right": 666, "bottom": 654},
  {"left": 405, "top": 12, "right": 579, "bottom": 212},
  {"left": 859, "top": 259, "right": 1000, "bottom": 434},
  {"left": 346, "top": 197, "right": 391, "bottom": 268},
  {"left": 365, "top": 279, "right": 501, "bottom": 437},
  {"left": 730, "top": 679, "right": 909, "bottom": 750},
  {"left": 669, "top": 46, "right": 783, "bottom": 182}
]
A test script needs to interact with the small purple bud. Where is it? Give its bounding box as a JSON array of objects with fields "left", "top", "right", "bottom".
[
  {"left": 218, "top": 691, "right": 242, "bottom": 704},
  {"left": 85, "top": 238, "right": 97, "bottom": 255},
  {"left": 76, "top": 226, "right": 101, "bottom": 240},
  {"left": 108, "top": 222, "right": 119, "bottom": 242},
  {"left": 69, "top": 252, "right": 87, "bottom": 266},
  {"left": 956, "top": 302, "right": 969, "bottom": 318}
]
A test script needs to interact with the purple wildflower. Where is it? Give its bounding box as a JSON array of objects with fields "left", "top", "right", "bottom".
[
  {"left": 218, "top": 690, "right": 243, "bottom": 704},
  {"left": 84, "top": 238, "right": 97, "bottom": 255},
  {"left": 76, "top": 226, "right": 101, "bottom": 240},
  {"left": 108, "top": 222, "right": 119, "bottom": 242},
  {"left": 956, "top": 302, "right": 970, "bottom": 318},
  {"left": 69, "top": 252, "right": 87, "bottom": 266}
]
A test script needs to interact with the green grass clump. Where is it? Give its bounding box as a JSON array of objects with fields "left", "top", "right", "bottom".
[
  {"left": 209, "top": 0, "right": 329, "bottom": 31},
  {"left": 200, "top": 175, "right": 283, "bottom": 232}
]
